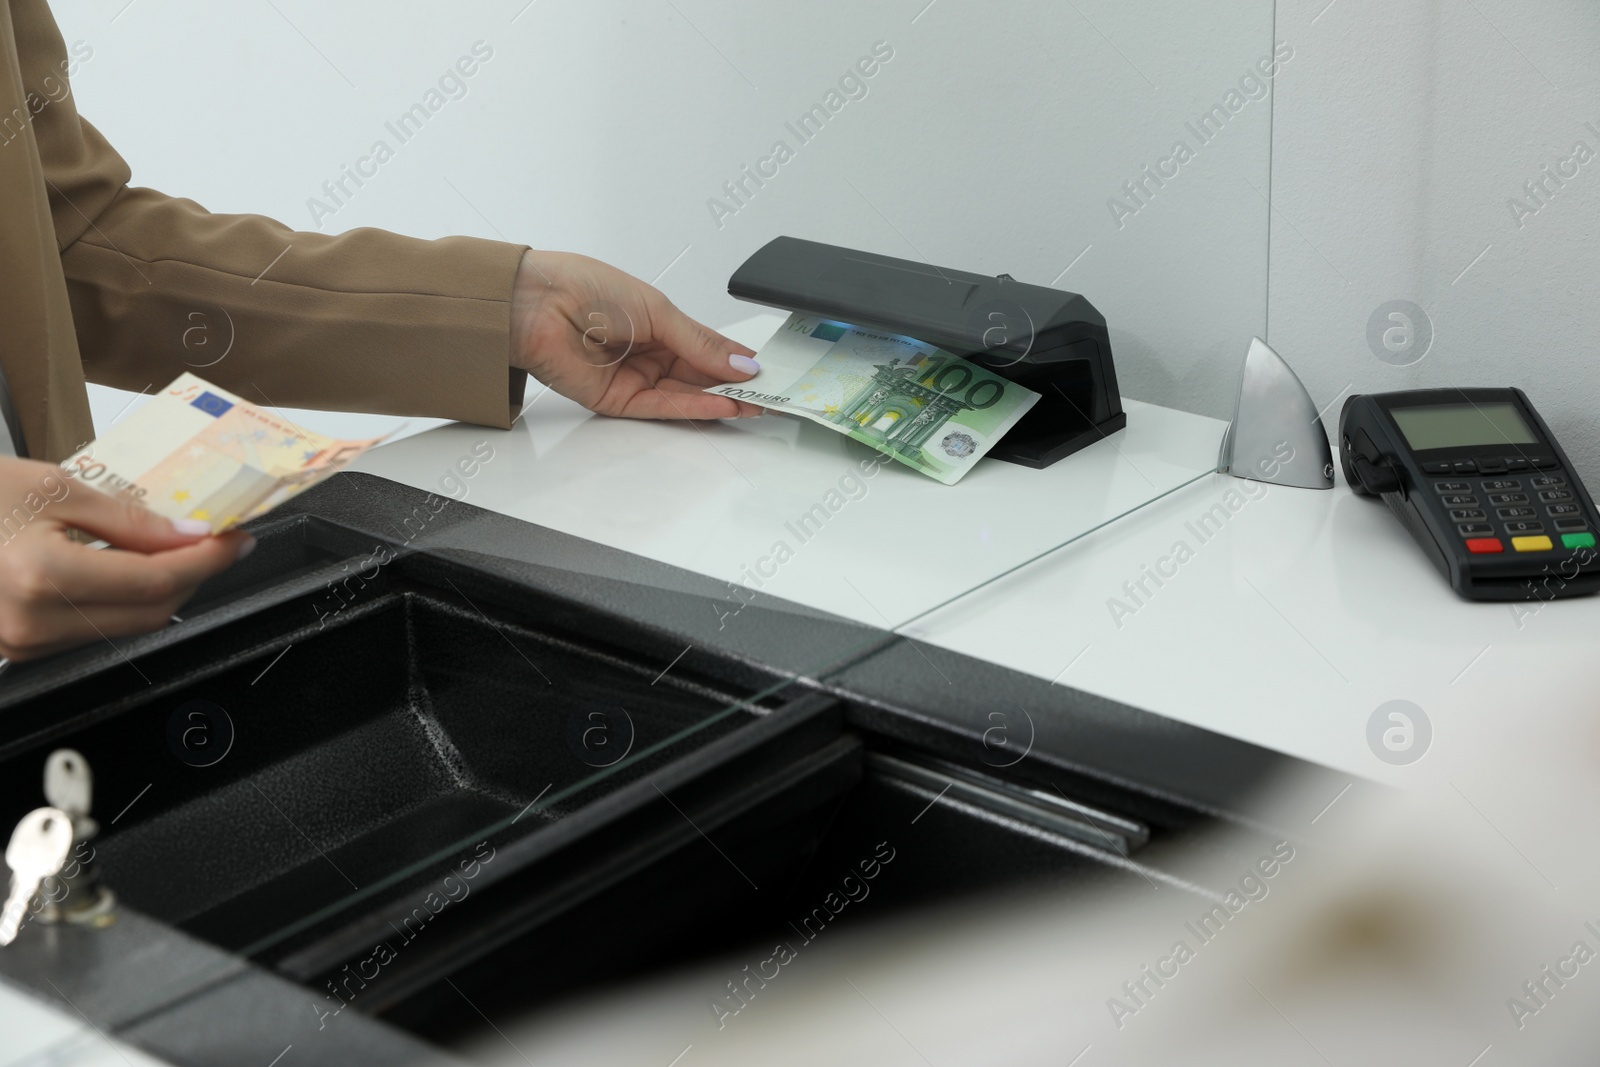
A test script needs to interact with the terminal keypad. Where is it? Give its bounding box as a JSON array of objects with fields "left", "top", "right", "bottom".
[{"left": 1431, "top": 466, "right": 1590, "bottom": 554}]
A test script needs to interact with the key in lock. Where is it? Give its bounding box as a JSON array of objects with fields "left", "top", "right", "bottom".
[{"left": 0, "top": 808, "right": 73, "bottom": 946}]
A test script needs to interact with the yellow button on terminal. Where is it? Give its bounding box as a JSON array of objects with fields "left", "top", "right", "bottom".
[{"left": 1512, "top": 535, "right": 1554, "bottom": 552}]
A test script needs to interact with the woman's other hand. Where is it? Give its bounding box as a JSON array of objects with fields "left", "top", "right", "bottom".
[{"left": 0, "top": 459, "right": 253, "bottom": 660}]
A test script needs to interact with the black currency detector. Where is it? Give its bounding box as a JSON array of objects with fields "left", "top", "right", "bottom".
[{"left": 728, "top": 236, "right": 1126, "bottom": 468}]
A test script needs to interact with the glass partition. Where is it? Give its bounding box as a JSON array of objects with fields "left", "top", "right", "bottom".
[{"left": 6, "top": 0, "right": 1278, "bottom": 1061}]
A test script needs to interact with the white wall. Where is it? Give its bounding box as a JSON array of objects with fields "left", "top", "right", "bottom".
[
  {"left": 61, "top": 1, "right": 1600, "bottom": 482},
  {"left": 52, "top": 0, "right": 1276, "bottom": 432},
  {"left": 1267, "top": 0, "right": 1600, "bottom": 485}
]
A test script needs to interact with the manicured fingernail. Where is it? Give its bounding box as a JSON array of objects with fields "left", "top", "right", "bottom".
[
  {"left": 236, "top": 534, "right": 258, "bottom": 560},
  {"left": 172, "top": 518, "right": 211, "bottom": 536},
  {"left": 729, "top": 354, "right": 760, "bottom": 374}
]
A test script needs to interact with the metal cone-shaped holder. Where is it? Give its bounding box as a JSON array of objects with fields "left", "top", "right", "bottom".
[{"left": 1218, "top": 337, "right": 1335, "bottom": 490}]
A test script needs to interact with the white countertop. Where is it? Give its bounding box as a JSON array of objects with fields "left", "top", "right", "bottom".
[
  {"left": 0, "top": 976, "right": 168, "bottom": 1065},
  {"left": 349, "top": 347, "right": 1222, "bottom": 632},
  {"left": 902, "top": 466, "right": 1600, "bottom": 784}
]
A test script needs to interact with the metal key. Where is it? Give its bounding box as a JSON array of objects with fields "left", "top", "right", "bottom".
[
  {"left": 0, "top": 807, "right": 74, "bottom": 945},
  {"left": 44, "top": 749, "right": 92, "bottom": 823}
]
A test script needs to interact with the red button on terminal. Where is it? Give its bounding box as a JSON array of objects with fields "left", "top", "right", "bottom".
[{"left": 1465, "top": 537, "right": 1503, "bottom": 554}]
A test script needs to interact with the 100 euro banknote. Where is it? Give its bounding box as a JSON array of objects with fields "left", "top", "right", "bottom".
[
  {"left": 61, "top": 374, "right": 387, "bottom": 532},
  {"left": 706, "top": 314, "right": 1039, "bottom": 484}
]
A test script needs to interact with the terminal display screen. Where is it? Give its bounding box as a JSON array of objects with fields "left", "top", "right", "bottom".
[{"left": 1390, "top": 402, "right": 1539, "bottom": 451}]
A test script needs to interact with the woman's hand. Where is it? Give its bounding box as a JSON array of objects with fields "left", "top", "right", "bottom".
[
  {"left": 0, "top": 459, "right": 253, "bottom": 661},
  {"left": 509, "top": 250, "right": 765, "bottom": 420}
]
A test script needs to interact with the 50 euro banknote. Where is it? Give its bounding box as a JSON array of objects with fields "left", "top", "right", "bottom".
[
  {"left": 60, "top": 374, "right": 387, "bottom": 532},
  {"left": 706, "top": 314, "right": 1039, "bottom": 484}
]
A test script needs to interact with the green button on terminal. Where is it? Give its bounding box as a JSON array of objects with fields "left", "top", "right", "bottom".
[{"left": 1560, "top": 531, "right": 1596, "bottom": 550}]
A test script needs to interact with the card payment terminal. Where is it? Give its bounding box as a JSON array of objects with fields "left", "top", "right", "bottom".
[{"left": 1339, "top": 388, "right": 1600, "bottom": 601}]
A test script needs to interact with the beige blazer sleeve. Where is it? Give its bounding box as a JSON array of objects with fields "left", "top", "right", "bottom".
[{"left": 20, "top": 0, "right": 528, "bottom": 444}]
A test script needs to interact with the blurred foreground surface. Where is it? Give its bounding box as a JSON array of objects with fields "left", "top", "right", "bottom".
[{"left": 445, "top": 698, "right": 1600, "bottom": 1065}]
